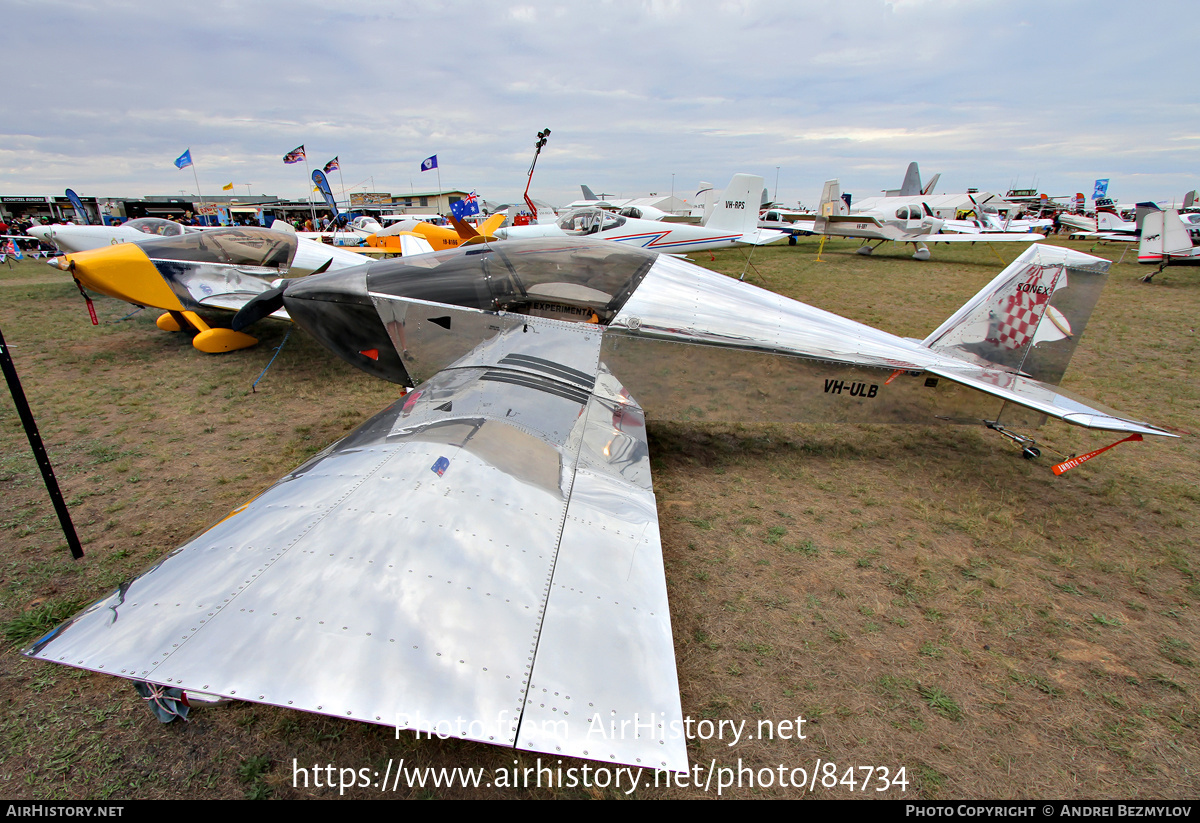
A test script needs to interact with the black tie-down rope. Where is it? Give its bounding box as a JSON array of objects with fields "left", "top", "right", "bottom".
[
  {"left": 251, "top": 327, "right": 292, "bottom": 393},
  {"left": 0, "top": 323, "right": 84, "bottom": 559}
]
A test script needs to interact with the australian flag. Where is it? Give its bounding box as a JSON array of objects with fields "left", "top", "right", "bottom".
[
  {"left": 174, "top": 149, "right": 192, "bottom": 170},
  {"left": 323, "top": 157, "right": 339, "bottom": 173},
  {"left": 421, "top": 155, "right": 438, "bottom": 172},
  {"left": 450, "top": 191, "right": 480, "bottom": 221},
  {"left": 283, "top": 145, "right": 306, "bottom": 165}
]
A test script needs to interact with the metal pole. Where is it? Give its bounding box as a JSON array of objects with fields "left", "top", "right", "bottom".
[
  {"left": 191, "top": 162, "right": 207, "bottom": 220},
  {"left": 303, "top": 157, "right": 317, "bottom": 225},
  {"left": 0, "top": 324, "right": 83, "bottom": 559}
]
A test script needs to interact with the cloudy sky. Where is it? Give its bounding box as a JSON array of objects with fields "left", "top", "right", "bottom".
[{"left": 2, "top": 0, "right": 1195, "bottom": 210}]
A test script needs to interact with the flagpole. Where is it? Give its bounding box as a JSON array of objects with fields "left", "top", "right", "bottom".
[
  {"left": 303, "top": 157, "right": 317, "bottom": 225},
  {"left": 336, "top": 166, "right": 347, "bottom": 211},
  {"left": 437, "top": 167, "right": 443, "bottom": 214},
  {"left": 190, "top": 161, "right": 207, "bottom": 222}
]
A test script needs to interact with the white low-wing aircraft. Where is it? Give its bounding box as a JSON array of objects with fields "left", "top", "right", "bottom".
[
  {"left": 31, "top": 217, "right": 370, "bottom": 278},
  {"left": 28, "top": 217, "right": 197, "bottom": 251},
  {"left": 1064, "top": 200, "right": 1164, "bottom": 243},
  {"left": 495, "top": 174, "right": 787, "bottom": 252},
  {"left": 26, "top": 239, "right": 1173, "bottom": 773},
  {"left": 815, "top": 179, "right": 1045, "bottom": 260},
  {"left": 1138, "top": 208, "right": 1200, "bottom": 279}
]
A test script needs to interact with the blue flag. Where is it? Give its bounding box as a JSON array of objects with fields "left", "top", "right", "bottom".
[
  {"left": 450, "top": 191, "right": 480, "bottom": 221},
  {"left": 421, "top": 155, "right": 438, "bottom": 172},
  {"left": 65, "top": 188, "right": 91, "bottom": 225},
  {"left": 312, "top": 169, "right": 338, "bottom": 215},
  {"left": 1093, "top": 179, "right": 1110, "bottom": 200},
  {"left": 174, "top": 149, "right": 193, "bottom": 170}
]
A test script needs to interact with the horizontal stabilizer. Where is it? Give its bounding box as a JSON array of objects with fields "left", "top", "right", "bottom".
[{"left": 927, "top": 363, "right": 1174, "bottom": 438}]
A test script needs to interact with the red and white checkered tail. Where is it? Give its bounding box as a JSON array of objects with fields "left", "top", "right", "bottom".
[{"left": 920, "top": 244, "right": 1111, "bottom": 387}]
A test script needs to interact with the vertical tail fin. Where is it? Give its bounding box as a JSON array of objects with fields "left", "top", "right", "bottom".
[
  {"left": 898, "top": 162, "right": 922, "bottom": 196},
  {"left": 818, "top": 180, "right": 846, "bottom": 216},
  {"left": 1139, "top": 208, "right": 1194, "bottom": 263},
  {"left": 922, "top": 244, "right": 1111, "bottom": 386},
  {"left": 703, "top": 174, "right": 765, "bottom": 237},
  {"left": 581, "top": 185, "right": 597, "bottom": 201},
  {"left": 921, "top": 173, "right": 941, "bottom": 196}
]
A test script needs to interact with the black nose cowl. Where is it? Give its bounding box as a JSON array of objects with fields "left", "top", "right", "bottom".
[{"left": 282, "top": 265, "right": 412, "bottom": 386}]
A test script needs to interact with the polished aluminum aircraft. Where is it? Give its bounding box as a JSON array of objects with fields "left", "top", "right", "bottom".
[{"left": 26, "top": 239, "right": 1172, "bottom": 772}]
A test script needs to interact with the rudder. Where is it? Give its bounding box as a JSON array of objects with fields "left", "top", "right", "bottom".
[{"left": 922, "top": 244, "right": 1111, "bottom": 386}]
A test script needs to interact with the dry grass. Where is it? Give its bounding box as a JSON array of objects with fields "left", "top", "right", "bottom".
[{"left": 0, "top": 237, "right": 1196, "bottom": 799}]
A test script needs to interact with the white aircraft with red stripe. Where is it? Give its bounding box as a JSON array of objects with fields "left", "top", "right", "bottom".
[{"left": 494, "top": 174, "right": 787, "bottom": 252}]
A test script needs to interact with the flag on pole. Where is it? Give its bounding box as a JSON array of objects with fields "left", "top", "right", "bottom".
[
  {"left": 283, "top": 145, "right": 306, "bottom": 164},
  {"left": 323, "top": 157, "right": 339, "bottom": 173},
  {"left": 420, "top": 155, "right": 438, "bottom": 172},
  {"left": 222, "top": 182, "right": 234, "bottom": 191},
  {"left": 312, "top": 170, "right": 338, "bottom": 214},
  {"left": 174, "top": 149, "right": 193, "bottom": 170},
  {"left": 450, "top": 191, "right": 480, "bottom": 220},
  {"left": 1092, "top": 179, "right": 1110, "bottom": 200}
]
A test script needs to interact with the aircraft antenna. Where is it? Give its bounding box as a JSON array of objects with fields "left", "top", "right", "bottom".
[{"left": 524, "top": 129, "right": 551, "bottom": 220}]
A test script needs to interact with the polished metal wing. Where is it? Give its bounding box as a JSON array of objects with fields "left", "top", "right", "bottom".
[{"left": 26, "top": 313, "right": 686, "bottom": 772}]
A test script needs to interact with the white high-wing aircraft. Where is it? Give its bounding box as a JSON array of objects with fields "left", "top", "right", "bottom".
[
  {"left": 814, "top": 179, "right": 1044, "bottom": 260},
  {"left": 495, "top": 174, "right": 787, "bottom": 252}
]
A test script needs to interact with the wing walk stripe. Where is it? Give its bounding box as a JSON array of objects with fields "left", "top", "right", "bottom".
[
  {"left": 498, "top": 354, "right": 596, "bottom": 388},
  {"left": 479, "top": 371, "right": 591, "bottom": 405}
]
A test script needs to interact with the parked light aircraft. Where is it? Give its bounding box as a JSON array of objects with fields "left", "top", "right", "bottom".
[
  {"left": 26, "top": 238, "right": 1172, "bottom": 772},
  {"left": 28, "top": 217, "right": 197, "bottom": 252},
  {"left": 368, "top": 212, "right": 506, "bottom": 252},
  {"left": 495, "top": 174, "right": 786, "bottom": 251},
  {"left": 815, "top": 180, "right": 1044, "bottom": 260},
  {"left": 1138, "top": 208, "right": 1200, "bottom": 278},
  {"left": 47, "top": 226, "right": 371, "bottom": 352},
  {"left": 1064, "top": 200, "right": 1162, "bottom": 243}
]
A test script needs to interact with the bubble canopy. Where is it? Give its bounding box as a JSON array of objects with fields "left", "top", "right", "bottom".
[{"left": 360, "top": 238, "right": 656, "bottom": 321}]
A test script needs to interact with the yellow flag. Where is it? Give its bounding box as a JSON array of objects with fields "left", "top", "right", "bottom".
[{"left": 222, "top": 182, "right": 234, "bottom": 191}]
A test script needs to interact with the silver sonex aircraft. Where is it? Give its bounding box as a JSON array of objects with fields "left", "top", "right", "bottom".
[{"left": 26, "top": 239, "right": 1173, "bottom": 772}]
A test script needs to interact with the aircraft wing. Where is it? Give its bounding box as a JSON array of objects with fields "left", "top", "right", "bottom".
[
  {"left": 821, "top": 214, "right": 886, "bottom": 228},
  {"left": 196, "top": 292, "right": 291, "bottom": 320},
  {"left": 914, "top": 232, "right": 1046, "bottom": 243},
  {"left": 739, "top": 228, "right": 790, "bottom": 245},
  {"left": 25, "top": 320, "right": 687, "bottom": 772}
]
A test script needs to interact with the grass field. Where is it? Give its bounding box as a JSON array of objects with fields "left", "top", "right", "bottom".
[{"left": 0, "top": 237, "right": 1196, "bottom": 799}]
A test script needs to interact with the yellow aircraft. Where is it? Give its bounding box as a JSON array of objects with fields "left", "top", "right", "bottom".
[
  {"left": 50, "top": 227, "right": 369, "bottom": 353},
  {"left": 367, "top": 212, "right": 505, "bottom": 251}
]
